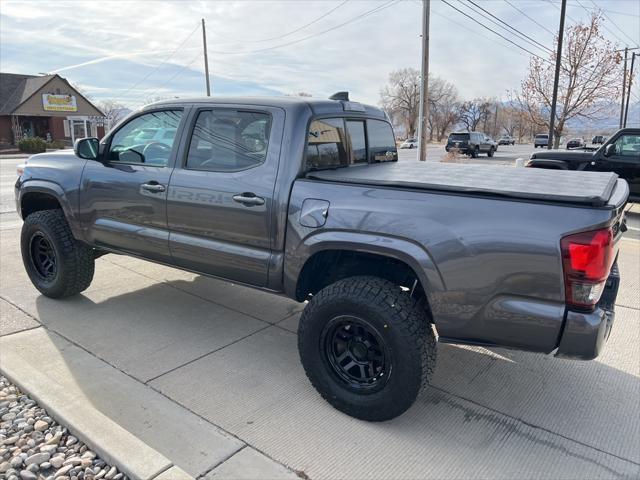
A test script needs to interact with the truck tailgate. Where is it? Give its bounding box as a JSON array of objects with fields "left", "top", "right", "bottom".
[{"left": 307, "top": 162, "right": 620, "bottom": 207}]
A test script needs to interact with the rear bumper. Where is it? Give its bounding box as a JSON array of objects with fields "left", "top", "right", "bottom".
[{"left": 556, "top": 263, "right": 619, "bottom": 360}]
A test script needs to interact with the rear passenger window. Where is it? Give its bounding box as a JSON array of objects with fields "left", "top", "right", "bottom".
[
  {"left": 346, "top": 120, "right": 367, "bottom": 163},
  {"left": 306, "top": 118, "right": 348, "bottom": 170},
  {"left": 186, "top": 109, "right": 271, "bottom": 172},
  {"left": 367, "top": 120, "right": 397, "bottom": 163}
]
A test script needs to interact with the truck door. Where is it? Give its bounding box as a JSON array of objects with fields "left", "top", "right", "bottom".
[
  {"left": 588, "top": 132, "right": 640, "bottom": 197},
  {"left": 167, "top": 106, "right": 284, "bottom": 286},
  {"left": 79, "top": 109, "right": 184, "bottom": 263}
]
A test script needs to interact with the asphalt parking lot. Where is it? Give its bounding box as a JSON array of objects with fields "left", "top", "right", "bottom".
[
  {"left": 397, "top": 141, "right": 537, "bottom": 164},
  {"left": 1, "top": 153, "right": 639, "bottom": 479}
]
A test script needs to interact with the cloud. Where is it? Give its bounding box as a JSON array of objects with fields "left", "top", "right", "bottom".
[{"left": 1, "top": 0, "right": 638, "bottom": 108}]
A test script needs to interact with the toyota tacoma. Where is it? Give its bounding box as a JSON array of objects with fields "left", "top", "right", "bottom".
[{"left": 15, "top": 94, "right": 628, "bottom": 421}]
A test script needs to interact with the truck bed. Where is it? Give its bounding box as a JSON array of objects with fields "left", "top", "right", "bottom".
[{"left": 306, "top": 161, "right": 619, "bottom": 207}]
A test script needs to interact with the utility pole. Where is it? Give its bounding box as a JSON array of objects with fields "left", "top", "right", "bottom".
[
  {"left": 202, "top": 18, "right": 211, "bottom": 96},
  {"left": 623, "top": 53, "right": 636, "bottom": 128},
  {"left": 417, "top": 0, "right": 430, "bottom": 161},
  {"left": 619, "top": 47, "right": 628, "bottom": 129},
  {"left": 548, "top": 0, "right": 566, "bottom": 150}
]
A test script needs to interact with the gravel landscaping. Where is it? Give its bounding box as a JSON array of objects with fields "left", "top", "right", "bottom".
[{"left": 0, "top": 376, "right": 128, "bottom": 480}]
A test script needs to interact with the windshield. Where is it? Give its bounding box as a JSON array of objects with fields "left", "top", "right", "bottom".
[{"left": 138, "top": 129, "right": 158, "bottom": 139}]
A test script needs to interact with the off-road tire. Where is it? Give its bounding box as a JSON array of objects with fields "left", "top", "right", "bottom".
[
  {"left": 298, "top": 276, "right": 437, "bottom": 421},
  {"left": 21, "top": 209, "right": 94, "bottom": 298}
]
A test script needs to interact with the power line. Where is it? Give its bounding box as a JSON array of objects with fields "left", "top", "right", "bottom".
[
  {"left": 544, "top": 0, "right": 580, "bottom": 24},
  {"left": 571, "top": 0, "right": 637, "bottom": 47},
  {"left": 225, "top": 0, "right": 350, "bottom": 44},
  {"left": 464, "top": 0, "right": 553, "bottom": 54},
  {"left": 504, "top": 0, "right": 556, "bottom": 36},
  {"left": 115, "top": 22, "right": 201, "bottom": 102},
  {"left": 206, "top": 0, "right": 399, "bottom": 55},
  {"left": 430, "top": 7, "right": 533, "bottom": 59},
  {"left": 590, "top": 0, "right": 639, "bottom": 47},
  {"left": 136, "top": 52, "right": 203, "bottom": 103},
  {"left": 440, "top": 0, "right": 552, "bottom": 63}
]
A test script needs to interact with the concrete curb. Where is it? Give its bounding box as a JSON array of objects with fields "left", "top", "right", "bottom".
[{"left": 0, "top": 329, "right": 194, "bottom": 480}]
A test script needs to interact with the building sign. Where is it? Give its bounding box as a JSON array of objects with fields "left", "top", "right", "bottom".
[{"left": 42, "top": 94, "right": 77, "bottom": 112}]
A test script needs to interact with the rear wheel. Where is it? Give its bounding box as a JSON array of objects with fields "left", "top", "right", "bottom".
[
  {"left": 488, "top": 147, "right": 495, "bottom": 157},
  {"left": 471, "top": 146, "right": 479, "bottom": 158},
  {"left": 298, "top": 276, "right": 437, "bottom": 421},
  {"left": 21, "top": 209, "right": 95, "bottom": 298}
]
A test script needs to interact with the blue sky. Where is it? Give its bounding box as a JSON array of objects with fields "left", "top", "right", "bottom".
[{"left": 1, "top": 0, "right": 639, "bottom": 109}]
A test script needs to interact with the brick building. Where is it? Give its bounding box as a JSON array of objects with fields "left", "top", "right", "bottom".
[{"left": 0, "top": 73, "right": 105, "bottom": 146}]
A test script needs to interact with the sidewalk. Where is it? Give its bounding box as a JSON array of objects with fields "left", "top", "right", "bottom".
[{"left": 1, "top": 218, "right": 639, "bottom": 478}]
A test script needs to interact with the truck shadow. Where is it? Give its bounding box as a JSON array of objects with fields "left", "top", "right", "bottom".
[{"left": 28, "top": 273, "right": 640, "bottom": 478}]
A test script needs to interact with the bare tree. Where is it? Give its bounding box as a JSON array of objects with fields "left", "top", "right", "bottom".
[
  {"left": 288, "top": 92, "right": 313, "bottom": 97},
  {"left": 97, "top": 100, "right": 127, "bottom": 132},
  {"left": 497, "top": 104, "right": 538, "bottom": 142},
  {"left": 457, "top": 98, "right": 492, "bottom": 132},
  {"left": 380, "top": 68, "right": 421, "bottom": 138},
  {"left": 515, "top": 13, "right": 622, "bottom": 148},
  {"left": 427, "top": 77, "right": 459, "bottom": 141}
]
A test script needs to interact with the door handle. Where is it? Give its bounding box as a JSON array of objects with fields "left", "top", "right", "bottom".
[
  {"left": 141, "top": 182, "right": 166, "bottom": 193},
  {"left": 232, "top": 193, "right": 265, "bottom": 206}
]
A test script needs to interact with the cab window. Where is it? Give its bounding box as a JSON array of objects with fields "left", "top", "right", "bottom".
[
  {"left": 108, "top": 110, "right": 182, "bottom": 167},
  {"left": 186, "top": 109, "right": 271, "bottom": 172}
]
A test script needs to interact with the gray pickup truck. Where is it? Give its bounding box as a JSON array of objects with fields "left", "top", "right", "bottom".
[{"left": 15, "top": 94, "right": 628, "bottom": 421}]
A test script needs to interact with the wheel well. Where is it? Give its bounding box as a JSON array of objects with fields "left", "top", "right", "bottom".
[
  {"left": 21, "top": 192, "right": 62, "bottom": 219},
  {"left": 296, "top": 250, "right": 426, "bottom": 302}
]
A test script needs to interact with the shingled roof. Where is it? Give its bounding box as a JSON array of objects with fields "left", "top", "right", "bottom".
[{"left": 0, "top": 73, "right": 56, "bottom": 115}]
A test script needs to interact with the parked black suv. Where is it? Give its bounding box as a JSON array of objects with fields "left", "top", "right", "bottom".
[{"left": 446, "top": 132, "right": 496, "bottom": 157}]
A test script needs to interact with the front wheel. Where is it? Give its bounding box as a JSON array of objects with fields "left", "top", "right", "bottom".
[
  {"left": 298, "top": 276, "right": 437, "bottom": 421},
  {"left": 21, "top": 209, "right": 95, "bottom": 298}
]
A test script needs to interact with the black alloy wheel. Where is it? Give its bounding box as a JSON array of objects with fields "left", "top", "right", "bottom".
[
  {"left": 29, "top": 232, "right": 57, "bottom": 281},
  {"left": 321, "top": 316, "right": 390, "bottom": 392}
]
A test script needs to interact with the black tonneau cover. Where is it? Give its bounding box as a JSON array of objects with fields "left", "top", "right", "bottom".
[{"left": 307, "top": 162, "right": 619, "bottom": 207}]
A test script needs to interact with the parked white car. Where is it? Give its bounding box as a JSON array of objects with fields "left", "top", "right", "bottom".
[{"left": 400, "top": 138, "right": 418, "bottom": 149}]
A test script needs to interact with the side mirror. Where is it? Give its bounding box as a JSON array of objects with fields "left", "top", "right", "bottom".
[
  {"left": 74, "top": 137, "right": 100, "bottom": 160},
  {"left": 604, "top": 143, "right": 615, "bottom": 157}
]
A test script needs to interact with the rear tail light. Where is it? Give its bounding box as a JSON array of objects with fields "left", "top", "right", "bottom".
[{"left": 561, "top": 227, "right": 614, "bottom": 310}]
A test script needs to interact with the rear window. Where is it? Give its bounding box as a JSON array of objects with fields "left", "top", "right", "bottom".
[
  {"left": 306, "top": 117, "right": 397, "bottom": 170},
  {"left": 346, "top": 120, "right": 367, "bottom": 163},
  {"left": 449, "top": 133, "right": 469, "bottom": 141},
  {"left": 536, "top": 134, "right": 549, "bottom": 139},
  {"left": 306, "top": 118, "right": 348, "bottom": 170},
  {"left": 367, "top": 120, "right": 397, "bottom": 163}
]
